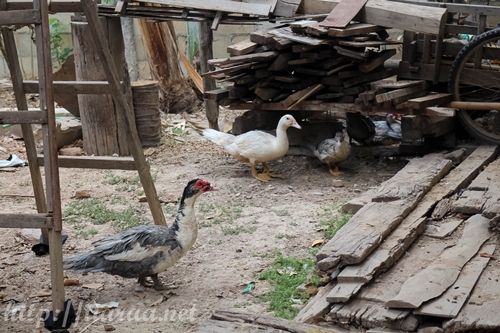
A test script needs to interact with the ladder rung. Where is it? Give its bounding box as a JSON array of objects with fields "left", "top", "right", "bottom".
[
  {"left": 0, "top": 111, "right": 47, "bottom": 124},
  {"left": 0, "top": 9, "right": 41, "bottom": 25},
  {"left": 23, "top": 80, "right": 112, "bottom": 95},
  {"left": 0, "top": 213, "right": 52, "bottom": 229},
  {"left": 37, "top": 155, "right": 137, "bottom": 170}
]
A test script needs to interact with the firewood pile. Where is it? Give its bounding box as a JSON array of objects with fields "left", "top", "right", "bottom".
[{"left": 203, "top": 21, "right": 428, "bottom": 109}]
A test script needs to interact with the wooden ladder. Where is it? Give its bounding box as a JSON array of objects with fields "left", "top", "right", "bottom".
[{"left": 0, "top": 0, "right": 167, "bottom": 320}]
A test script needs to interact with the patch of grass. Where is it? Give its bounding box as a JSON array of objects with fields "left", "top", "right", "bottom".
[
  {"left": 73, "top": 225, "right": 98, "bottom": 240},
  {"left": 65, "top": 198, "right": 145, "bottom": 231},
  {"left": 221, "top": 224, "right": 257, "bottom": 236},
  {"left": 272, "top": 208, "right": 290, "bottom": 217},
  {"left": 318, "top": 204, "right": 351, "bottom": 239},
  {"left": 275, "top": 233, "right": 296, "bottom": 240},
  {"left": 199, "top": 202, "right": 243, "bottom": 226},
  {"left": 258, "top": 254, "right": 320, "bottom": 319},
  {"left": 104, "top": 173, "right": 141, "bottom": 193}
]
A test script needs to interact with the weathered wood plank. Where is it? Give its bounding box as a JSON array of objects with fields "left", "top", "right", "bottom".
[
  {"left": 268, "top": 27, "right": 327, "bottom": 46},
  {"left": 327, "top": 300, "right": 418, "bottom": 331},
  {"left": 387, "top": 214, "right": 491, "bottom": 309},
  {"left": 319, "top": 0, "right": 368, "bottom": 28},
  {"left": 327, "top": 23, "right": 384, "bottom": 37},
  {"left": 37, "top": 155, "right": 136, "bottom": 170},
  {"left": 416, "top": 243, "right": 496, "bottom": 318},
  {"left": 326, "top": 281, "right": 364, "bottom": 303},
  {"left": 425, "top": 216, "right": 464, "bottom": 239},
  {"left": 300, "top": 0, "right": 448, "bottom": 35},
  {"left": 0, "top": 111, "right": 47, "bottom": 124},
  {"left": 0, "top": 213, "right": 51, "bottom": 229},
  {"left": 273, "top": 0, "right": 301, "bottom": 17},
  {"left": 340, "top": 189, "right": 376, "bottom": 214},
  {"left": 140, "top": 0, "right": 272, "bottom": 16},
  {"left": 359, "top": 49, "right": 396, "bottom": 73},
  {"left": 407, "top": 93, "right": 453, "bottom": 110},
  {"left": 375, "top": 83, "right": 426, "bottom": 104},
  {"left": 226, "top": 39, "right": 257, "bottom": 56},
  {"left": 208, "top": 51, "right": 278, "bottom": 66},
  {"left": 294, "top": 283, "right": 334, "bottom": 323},
  {"left": 316, "top": 154, "right": 453, "bottom": 271},
  {"left": 323, "top": 146, "right": 497, "bottom": 298}
]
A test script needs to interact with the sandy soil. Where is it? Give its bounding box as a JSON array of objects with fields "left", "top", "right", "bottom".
[{"left": 0, "top": 92, "right": 406, "bottom": 332}]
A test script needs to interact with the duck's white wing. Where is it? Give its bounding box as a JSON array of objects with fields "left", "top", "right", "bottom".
[{"left": 226, "top": 130, "right": 277, "bottom": 157}]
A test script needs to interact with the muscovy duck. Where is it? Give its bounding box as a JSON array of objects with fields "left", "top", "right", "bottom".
[
  {"left": 64, "top": 179, "right": 214, "bottom": 290},
  {"left": 346, "top": 112, "right": 375, "bottom": 145},
  {"left": 310, "top": 128, "right": 351, "bottom": 176},
  {"left": 202, "top": 114, "right": 301, "bottom": 182}
]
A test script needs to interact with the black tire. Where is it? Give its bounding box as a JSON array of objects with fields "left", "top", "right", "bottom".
[{"left": 448, "top": 28, "right": 500, "bottom": 144}]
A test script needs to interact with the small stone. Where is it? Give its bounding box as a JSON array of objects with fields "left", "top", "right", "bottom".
[
  {"left": 331, "top": 180, "right": 344, "bottom": 187},
  {"left": 236, "top": 249, "right": 242, "bottom": 253},
  {"left": 103, "top": 324, "right": 115, "bottom": 331}
]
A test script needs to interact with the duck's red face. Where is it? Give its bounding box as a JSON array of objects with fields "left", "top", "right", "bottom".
[{"left": 194, "top": 179, "right": 215, "bottom": 192}]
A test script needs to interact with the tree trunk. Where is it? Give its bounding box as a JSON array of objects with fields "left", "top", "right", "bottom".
[
  {"left": 138, "top": 20, "right": 198, "bottom": 114},
  {"left": 72, "top": 15, "right": 130, "bottom": 155}
]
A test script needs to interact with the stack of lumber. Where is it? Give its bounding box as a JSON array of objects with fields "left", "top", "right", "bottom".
[
  {"left": 205, "top": 21, "right": 406, "bottom": 109},
  {"left": 296, "top": 146, "right": 500, "bottom": 331},
  {"left": 99, "top": 0, "right": 302, "bottom": 23}
]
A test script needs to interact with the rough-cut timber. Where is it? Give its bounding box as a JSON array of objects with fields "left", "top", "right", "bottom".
[
  {"left": 316, "top": 154, "right": 452, "bottom": 269},
  {"left": 416, "top": 244, "right": 495, "bottom": 318},
  {"left": 327, "top": 300, "right": 418, "bottom": 331},
  {"left": 300, "top": 0, "right": 448, "bottom": 35},
  {"left": 387, "top": 214, "right": 491, "bottom": 309},
  {"left": 320, "top": 0, "right": 368, "bottom": 28},
  {"left": 425, "top": 216, "right": 464, "bottom": 238},
  {"left": 294, "top": 283, "right": 334, "bottom": 323},
  {"left": 453, "top": 157, "right": 500, "bottom": 217}
]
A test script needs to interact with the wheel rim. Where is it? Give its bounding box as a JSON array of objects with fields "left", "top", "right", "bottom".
[{"left": 452, "top": 32, "right": 500, "bottom": 143}]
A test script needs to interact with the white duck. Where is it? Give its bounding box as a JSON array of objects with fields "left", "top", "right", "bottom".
[
  {"left": 311, "top": 128, "right": 351, "bottom": 176},
  {"left": 202, "top": 114, "right": 301, "bottom": 182}
]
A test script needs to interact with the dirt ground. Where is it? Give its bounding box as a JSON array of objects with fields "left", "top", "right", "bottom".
[{"left": 0, "top": 90, "right": 407, "bottom": 332}]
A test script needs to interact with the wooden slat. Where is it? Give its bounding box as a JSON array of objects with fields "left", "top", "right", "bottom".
[
  {"left": 208, "top": 51, "right": 278, "bottom": 66},
  {"left": 415, "top": 243, "right": 495, "bottom": 318},
  {"left": 407, "top": 93, "right": 452, "bottom": 110},
  {"left": 0, "top": 213, "right": 51, "bottom": 228},
  {"left": 425, "top": 216, "right": 464, "bottom": 239},
  {"left": 5, "top": 0, "right": 82, "bottom": 12},
  {"left": 387, "top": 214, "right": 491, "bottom": 309},
  {"left": 273, "top": 0, "right": 301, "bottom": 17},
  {"left": 375, "top": 84, "right": 426, "bottom": 104},
  {"left": 226, "top": 39, "right": 257, "bottom": 56},
  {"left": 294, "top": 283, "right": 334, "bottom": 323},
  {"left": 0, "top": 110, "right": 47, "bottom": 124},
  {"left": 0, "top": 8, "right": 39, "bottom": 24},
  {"left": 37, "top": 154, "right": 137, "bottom": 170},
  {"left": 316, "top": 154, "right": 453, "bottom": 272},
  {"left": 23, "top": 80, "right": 111, "bottom": 94},
  {"left": 268, "top": 26, "right": 326, "bottom": 46},
  {"left": 139, "top": 0, "right": 272, "bottom": 16},
  {"left": 327, "top": 23, "right": 383, "bottom": 37},
  {"left": 320, "top": 0, "right": 368, "bottom": 28}
]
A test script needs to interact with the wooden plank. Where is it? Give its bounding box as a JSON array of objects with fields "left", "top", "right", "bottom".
[
  {"left": 0, "top": 111, "right": 47, "bottom": 124},
  {"left": 425, "top": 216, "right": 464, "bottom": 239},
  {"left": 453, "top": 158, "right": 500, "bottom": 217},
  {"left": 139, "top": 0, "right": 272, "bottom": 16},
  {"left": 273, "top": 0, "right": 301, "bottom": 17},
  {"left": 6, "top": 0, "right": 82, "bottom": 12},
  {"left": 416, "top": 243, "right": 495, "bottom": 318},
  {"left": 249, "top": 30, "right": 273, "bottom": 45},
  {"left": 327, "top": 281, "right": 364, "bottom": 303},
  {"left": 37, "top": 155, "right": 136, "bottom": 170},
  {"left": 333, "top": 45, "right": 368, "bottom": 60},
  {"left": 407, "top": 93, "right": 452, "bottom": 110},
  {"left": 316, "top": 154, "right": 453, "bottom": 272},
  {"left": 387, "top": 214, "right": 491, "bottom": 309},
  {"left": 227, "top": 39, "right": 257, "bottom": 56},
  {"left": 301, "top": 0, "right": 448, "bottom": 35},
  {"left": 0, "top": 213, "right": 51, "bottom": 228},
  {"left": 209, "top": 310, "right": 346, "bottom": 333},
  {"left": 328, "top": 300, "right": 418, "bottom": 331},
  {"left": 210, "top": 11, "right": 223, "bottom": 30},
  {"left": 0, "top": 8, "right": 39, "bottom": 24},
  {"left": 268, "top": 27, "right": 327, "bottom": 46},
  {"left": 338, "top": 40, "right": 401, "bottom": 48},
  {"left": 343, "top": 68, "right": 397, "bottom": 88},
  {"left": 202, "top": 62, "right": 256, "bottom": 77},
  {"left": 423, "top": 107, "right": 455, "bottom": 118},
  {"left": 375, "top": 83, "right": 426, "bottom": 104},
  {"left": 320, "top": 0, "right": 368, "bottom": 28},
  {"left": 208, "top": 51, "right": 278, "bottom": 66},
  {"left": 371, "top": 79, "right": 422, "bottom": 90},
  {"left": 358, "top": 49, "right": 396, "bottom": 73},
  {"left": 281, "top": 83, "right": 323, "bottom": 109},
  {"left": 23, "top": 80, "right": 111, "bottom": 94},
  {"left": 294, "top": 283, "right": 334, "bottom": 323},
  {"left": 328, "top": 23, "right": 384, "bottom": 37}
]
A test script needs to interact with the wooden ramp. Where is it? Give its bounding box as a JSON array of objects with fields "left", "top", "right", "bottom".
[{"left": 296, "top": 145, "right": 500, "bottom": 332}]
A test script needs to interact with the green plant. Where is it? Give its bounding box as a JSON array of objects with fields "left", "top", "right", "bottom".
[
  {"left": 221, "top": 224, "right": 257, "bottom": 236},
  {"left": 65, "top": 198, "right": 145, "bottom": 231},
  {"left": 258, "top": 254, "right": 320, "bottom": 319},
  {"left": 318, "top": 204, "right": 351, "bottom": 239},
  {"left": 48, "top": 17, "right": 72, "bottom": 67},
  {"left": 272, "top": 208, "right": 290, "bottom": 217}
]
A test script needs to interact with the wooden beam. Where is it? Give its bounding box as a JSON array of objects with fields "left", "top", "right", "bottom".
[
  {"left": 23, "top": 80, "right": 111, "bottom": 94},
  {"left": 5, "top": 0, "right": 82, "bottom": 12},
  {"left": 0, "top": 8, "right": 39, "bottom": 24},
  {"left": 0, "top": 213, "right": 52, "bottom": 228},
  {"left": 449, "top": 101, "right": 500, "bottom": 111},
  {"left": 227, "top": 39, "right": 257, "bottom": 56},
  {"left": 320, "top": 0, "right": 368, "bottom": 28},
  {"left": 300, "top": 0, "right": 447, "bottom": 35},
  {"left": 407, "top": 93, "right": 452, "bottom": 110},
  {"left": 139, "top": 0, "right": 272, "bottom": 16},
  {"left": 37, "top": 154, "right": 137, "bottom": 170},
  {"left": 0, "top": 111, "right": 47, "bottom": 124}
]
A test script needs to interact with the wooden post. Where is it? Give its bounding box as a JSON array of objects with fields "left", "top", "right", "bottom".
[
  {"left": 81, "top": 0, "right": 166, "bottom": 226},
  {"left": 199, "top": 21, "right": 219, "bottom": 130},
  {"left": 72, "top": 14, "right": 129, "bottom": 156}
]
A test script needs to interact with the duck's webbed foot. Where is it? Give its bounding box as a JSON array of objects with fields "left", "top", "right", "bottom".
[
  {"left": 251, "top": 163, "right": 271, "bottom": 182},
  {"left": 138, "top": 276, "right": 154, "bottom": 288},
  {"left": 150, "top": 273, "right": 167, "bottom": 291},
  {"left": 329, "top": 165, "right": 342, "bottom": 176},
  {"left": 263, "top": 162, "right": 284, "bottom": 179}
]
